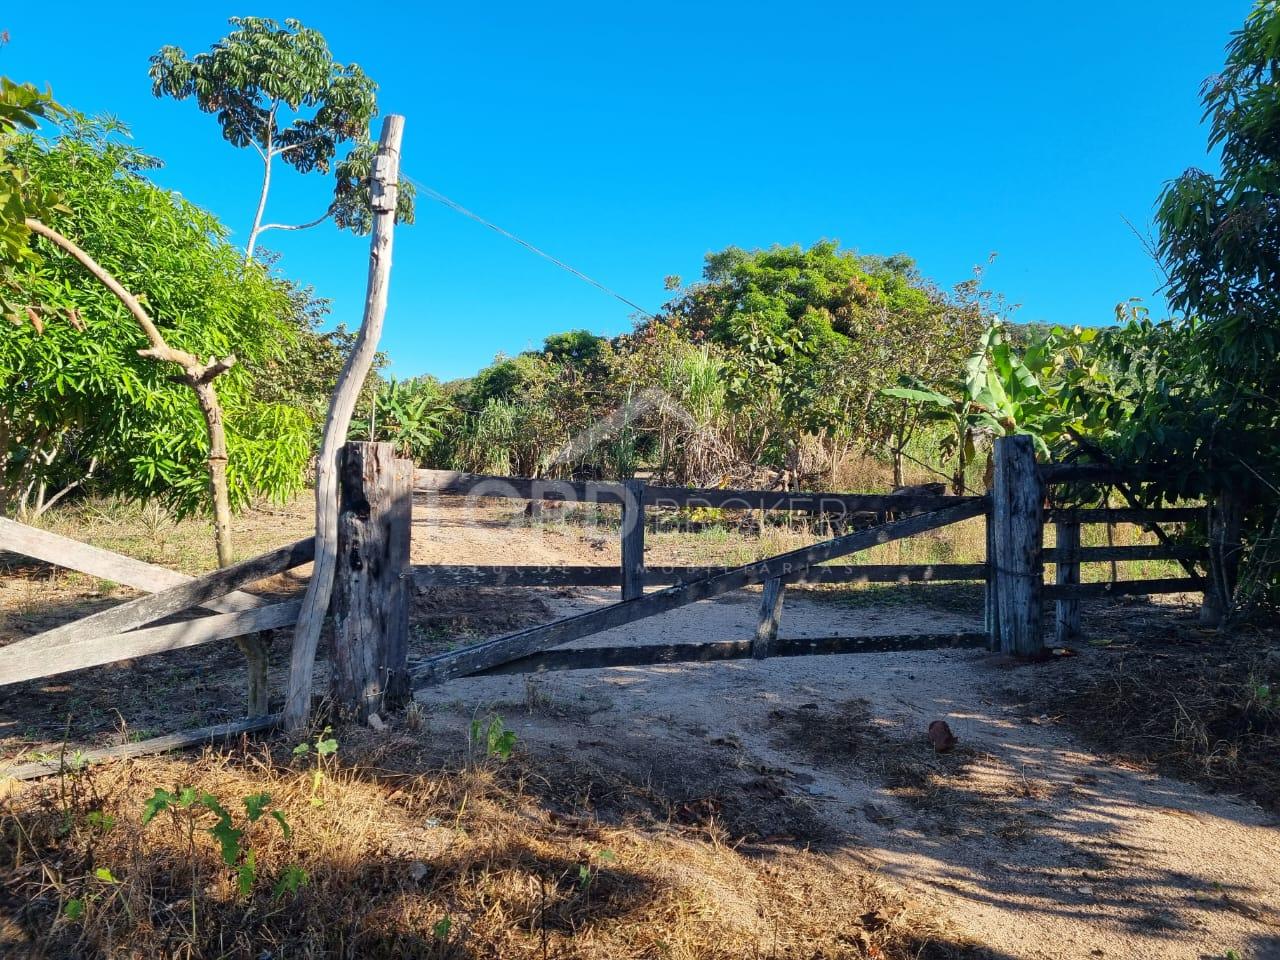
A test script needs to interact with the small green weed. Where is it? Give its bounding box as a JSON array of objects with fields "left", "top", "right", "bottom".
[{"left": 469, "top": 714, "right": 517, "bottom": 761}]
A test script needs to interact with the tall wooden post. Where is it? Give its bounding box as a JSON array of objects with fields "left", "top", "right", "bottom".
[
  {"left": 992, "top": 436, "right": 1044, "bottom": 657},
  {"left": 753, "top": 577, "right": 785, "bottom": 659},
  {"left": 283, "top": 115, "right": 404, "bottom": 731},
  {"left": 331, "top": 442, "right": 412, "bottom": 721},
  {"left": 984, "top": 495, "right": 999, "bottom": 651},
  {"left": 1201, "top": 490, "right": 1243, "bottom": 626},
  {"left": 621, "top": 478, "right": 646, "bottom": 601},
  {"left": 1054, "top": 516, "right": 1081, "bottom": 645}
]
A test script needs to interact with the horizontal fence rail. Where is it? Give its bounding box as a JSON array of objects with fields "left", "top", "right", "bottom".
[
  {"left": 0, "top": 601, "right": 303, "bottom": 687},
  {"left": 414, "top": 468, "right": 979, "bottom": 514},
  {"left": 467, "top": 632, "right": 991, "bottom": 677},
  {"left": 412, "top": 562, "right": 988, "bottom": 589},
  {"left": 1045, "top": 507, "right": 1203, "bottom": 524},
  {"left": 412, "top": 499, "right": 987, "bottom": 686},
  {"left": 1043, "top": 578, "right": 1202, "bottom": 600},
  {"left": 1042, "top": 545, "right": 1208, "bottom": 563}
]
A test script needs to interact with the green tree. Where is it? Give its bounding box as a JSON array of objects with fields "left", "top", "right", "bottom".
[
  {"left": 2, "top": 124, "right": 311, "bottom": 545},
  {"left": 149, "top": 17, "right": 415, "bottom": 259},
  {"left": 353, "top": 376, "right": 454, "bottom": 464},
  {"left": 1, "top": 76, "right": 63, "bottom": 321},
  {"left": 1151, "top": 0, "right": 1280, "bottom": 613},
  {"left": 659, "top": 242, "right": 982, "bottom": 480}
]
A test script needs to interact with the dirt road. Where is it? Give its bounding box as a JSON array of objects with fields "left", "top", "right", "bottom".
[{"left": 412, "top": 501, "right": 1280, "bottom": 960}]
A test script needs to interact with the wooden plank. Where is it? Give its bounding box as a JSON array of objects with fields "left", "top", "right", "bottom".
[
  {"left": 386, "top": 459, "right": 414, "bottom": 707},
  {"left": 0, "top": 517, "right": 266, "bottom": 613},
  {"left": 1042, "top": 545, "right": 1207, "bottom": 563},
  {"left": 1039, "top": 463, "right": 1152, "bottom": 484},
  {"left": 414, "top": 468, "right": 627, "bottom": 504},
  {"left": 621, "top": 478, "right": 646, "bottom": 600},
  {"left": 413, "top": 468, "right": 980, "bottom": 514},
  {"left": 469, "top": 632, "right": 990, "bottom": 676},
  {"left": 1043, "top": 578, "right": 1202, "bottom": 600},
  {"left": 411, "top": 562, "right": 988, "bottom": 588},
  {"left": 331, "top": 443, "right": 411, "bottom": 721},
  {"left": 984, "top": 498, "right": 999, "bottom": 651},
  {"left": 413, "top": 498, "right": 986, "bottom": 684},
  {"left": 1054, "top": 518, "right": 1081, "bottom": 646},
  {"left": 993, "top": 436, "right": 1044, "bottom": 656},
  {"left": 753, "top": 578, "right": 785, "bottom": 658},
  {"left": 1045, "top": 507, "right": 1203, "bottom": 524},
  {"left": 643, "top": 485, "right": 977, "bottom": 514},
  {"left": 780, "top": 563, "right": 988, "bottom": 585},
  {"left": 0, "top": 601, "right": 302, "bottom": 687},
  {"left": 0, "top": 538, "right": 314, "bottom": 658},
  {"left": 1, "top": 714, "right": 279, "bottom": 782}
]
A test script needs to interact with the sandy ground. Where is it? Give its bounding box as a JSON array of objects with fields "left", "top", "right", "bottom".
[{"left": 409, "top": 500, "right": 1280, "bottom": 960}]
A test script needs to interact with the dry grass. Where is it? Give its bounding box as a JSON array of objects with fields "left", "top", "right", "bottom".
[
  {"left": 1031, "top": 623, "right": 1280, "bottom": 811},
  {"left": 0, "top": 728, "right": 977, "bottom": 960}
]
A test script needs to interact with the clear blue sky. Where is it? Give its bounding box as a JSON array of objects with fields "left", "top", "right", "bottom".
[{"left": 1, "top": 2, "right": 1248, "bottom": 380}]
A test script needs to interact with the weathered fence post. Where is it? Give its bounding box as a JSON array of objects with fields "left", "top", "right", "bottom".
[
  {"left": 331, "top": 441, "right": 412, "bottom": 721},
  {"left": 1054, "top": 514, "right": 1081, "bottom": 645},
  {"left": 992, "top": 436, "right": 1044, "bottom": 656},
  {"left": 1201, "top": 489, "right": 1243, "bottom": 626},
  {"left": 984, "top": 495, "right": 999, "bottom": 650},
  {"left": 753, "top": 577, "right": 785, "bottom": 659},
  {"left": 621, "top": 478, "right": 646, "bottom": 601},
  {"left": 283, "top": 114, "right": 405, "bottom": 732}
]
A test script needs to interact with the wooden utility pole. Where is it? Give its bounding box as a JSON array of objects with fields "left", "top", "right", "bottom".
[
  {"left": 330, "top": 442, "right": 412, "bottom": 720},
  {"left": 283, "top": 115, "right": 405, "bottom": 731},
  {"left": 992, "top": 436, "right": 1044, "bottom": 657}
]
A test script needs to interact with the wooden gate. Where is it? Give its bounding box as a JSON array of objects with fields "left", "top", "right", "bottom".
[{"left": 0, "top": 437, "right": 1219, "bottom": 778}]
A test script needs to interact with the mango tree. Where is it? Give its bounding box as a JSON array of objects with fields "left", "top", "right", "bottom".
[{"left": 7, "top": 126, "right": 311, "bottom": 554}]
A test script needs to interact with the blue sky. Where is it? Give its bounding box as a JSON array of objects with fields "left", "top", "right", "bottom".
[{"left": 2, "top": 2, "right": 1248, "bottom": 380}]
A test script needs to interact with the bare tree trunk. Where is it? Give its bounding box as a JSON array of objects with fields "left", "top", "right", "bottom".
[
  {"left": 244, "top": 106, "right": 276, "bottom": 262},
  {"left": 282, "top": 116, "right": 406, "bottom": 732},
  {"left": 23, "top": 216, "right": 268, "bottom": 713}
]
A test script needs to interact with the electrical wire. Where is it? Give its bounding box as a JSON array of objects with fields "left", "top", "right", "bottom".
[{"left": 400, "top": 173, "right": 658, "bottom": 321}]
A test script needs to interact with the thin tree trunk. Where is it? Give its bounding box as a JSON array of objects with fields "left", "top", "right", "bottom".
[
  {"left": 32, "top": 457, "right": 98, "bottom": 518},
  {"left": 244, "top": 107, "right": 276, "bottom": 262},
  {"left": 282, "top": 116, "right": 406, "bottom": 732}
]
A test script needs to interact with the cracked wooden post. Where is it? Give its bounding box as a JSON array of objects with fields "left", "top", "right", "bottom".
[
  {"left": 992, "top": 436, "right": 1044, "bottom": 657},
  {"left": 984, "top": 495, "right": 999, "bottom": 651},
  {"left": 283, "top": 114, "right": 404, "bottom": 731},
  {"left": 753, "top": 577, "right": 785, "bottom": 659},
  {"left": 621, "top": 478, "right": 646, "bottom": 601},
  {"left": 1054, "top": 516, "right": 1081, "bottom": 646},
  {"left": 331, "top": 442, "right": 412, "bottom": 721}
]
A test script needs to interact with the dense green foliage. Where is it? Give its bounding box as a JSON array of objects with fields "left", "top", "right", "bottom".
[
  {"left": 1, "top": 123, "right": 313, "bottom": 516},
  {"left": 420, "top": 244, "right": 988, "bottom": 489},
  {"left": 0, "top": 77, "right": 63, "bottom": 321},
  {"left": 1145, "top": 0, "right": 1280, "bottom": 507}
]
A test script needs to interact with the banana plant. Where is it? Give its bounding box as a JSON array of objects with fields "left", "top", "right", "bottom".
[
  {"left": 883, "top": 322, "right": 1090, "bottom": 491},
  {"left": 354, "top": 377, "right": 452, "bottom": 463}
]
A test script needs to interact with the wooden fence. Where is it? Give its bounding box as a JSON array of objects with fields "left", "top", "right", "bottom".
[{"left": 0, "top": 436, "right": 1220, "bottom": 777}]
